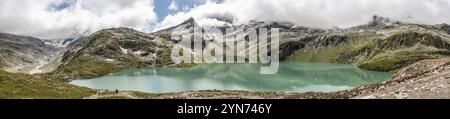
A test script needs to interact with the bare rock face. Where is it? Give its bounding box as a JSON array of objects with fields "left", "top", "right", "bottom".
[
  {"left": 284, "top": 20, "right": 450, "bottom": 72},
  {"left": 0, "top": 33, "right": 60, "bottom": 73},
  {"left": 350, "top": 15, "right": 400, "bottom": 30},
  {"left": 366, "top": 15, "right": 393, "bottom": 28},
  {"left": 439, "top": 23, "right": 450, "bottom": 35}
]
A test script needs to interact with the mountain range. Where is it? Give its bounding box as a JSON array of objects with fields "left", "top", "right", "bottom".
[{"left": 1, "top": 16, "right": 450, "bottom": 98}]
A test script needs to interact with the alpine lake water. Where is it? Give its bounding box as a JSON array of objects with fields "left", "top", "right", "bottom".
[{"left": 70, "top": 62, "right": 393, "bottom": 93}]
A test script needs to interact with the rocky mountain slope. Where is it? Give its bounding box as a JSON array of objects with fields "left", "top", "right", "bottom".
[
  {"left": 282, "top": 16, "right": 450, "bottom": 72},
  {"left": 1, "top": 18, "right": 199, "bottom": 81},
  {"left": 354, "top": 59, "right": 450, "bottom": 99},
  {"left": 46, "top": 28, "right": 159, "bottom": 81},
  {"left": 2, "top": 16, "right": 450, "bottom": 80},
  {"left": 0, "top": 33, "right": 61, "bottom": 73},
  {"left": 45, "top": 18, "right": 202, "bottom": 81}
]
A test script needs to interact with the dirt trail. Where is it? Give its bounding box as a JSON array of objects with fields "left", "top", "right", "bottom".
[{"left": 84, "top": 90, "right": 142, "bottom": 99}]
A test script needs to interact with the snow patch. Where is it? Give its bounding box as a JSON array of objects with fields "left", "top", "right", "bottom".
[
  {"left": 44, "top": 42, "right": 52, "bottom": 46},
  {"left": 133, "top": 50, "right": 149, "bottom": 59},
  {"left": 133, "top": 50, "right": 146, "bottom": 55},
  {"left": 29, "top": 60, "right": 48, "bottom": 74},
  {"left": 105, "top": 58, "right": 115, "bottom": 62},
  {"left": 120, "top": 46, "right": 128, "bottom": 53}
]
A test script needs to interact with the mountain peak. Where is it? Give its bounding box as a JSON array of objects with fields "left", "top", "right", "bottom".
[
  {"left": 437, "top": 23, "right": 450, "bottom": 34},
  {"left": 178, "top": 17, "right": 198, "bottom": 27},
  {"left": 154, "top": 17, "right": 199, "bottom": 34},
  {"left": 367, "top": 15, "right": 394, "bottom": 27},
  {"left": 184, "top": 17, "right": 195, "bottom": 23},
  {"left": 352, "top": 15, "right": 400, "bottom": 30}
]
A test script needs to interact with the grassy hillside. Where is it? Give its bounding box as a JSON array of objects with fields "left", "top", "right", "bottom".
[
  {"left": 46, "top": 55, "right": 123, "bottom": 82},
  {"left": 45, "top": 28, "right": 159, "bottom": 81},
  {"left": 285, "top": 24, "right": 450, "bottom": 72},
  {"left": 0, "top": 70, "right": 95, "bottom": 99}
]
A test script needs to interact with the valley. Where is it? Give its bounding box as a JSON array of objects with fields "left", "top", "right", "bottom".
[{"left": 1, "top": 16, "right": 450, "bottom": 99}]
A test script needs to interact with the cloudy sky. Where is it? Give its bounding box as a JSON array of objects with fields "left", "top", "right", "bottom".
[{"left": 0, "top": 0, "right": 449, "bottom": 39}]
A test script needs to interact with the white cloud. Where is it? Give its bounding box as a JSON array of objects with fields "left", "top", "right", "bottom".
[
  {"left": 168, "top": 0, "right": 178, "bottom": 11},
  {"left": 156, "top": 0, "right": 450, "bottom": 31},
  {"left": 0, "top": 0, "right": 157, "bottom": 39},
  {"left": 2, "top": 0, "right": 450, "bottom": 38}
]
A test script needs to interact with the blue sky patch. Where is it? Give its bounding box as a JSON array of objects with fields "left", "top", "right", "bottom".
[
  {"left": 154, "top": 0, "right": 222, "bottom": 22},
  {"left": 47, "top": 0, "right": 76, "bottom": 12}
]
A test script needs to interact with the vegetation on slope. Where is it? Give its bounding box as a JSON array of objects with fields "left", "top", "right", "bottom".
[
  {"left": 285, "top": 24, "right": 450, "bottom": 72},
  {"left": 44, "top": 27, "right": 197, "bottom": 82},
  {"left": 45, "top": 55, "right": 122, "bottom": 82},
  {"left": 45, "top": 28, "right": 159, "bottom": 81},
  {"left": 0, "top": 70, "right": 95, "bottom": 99},
  {"left": 2, "top": 16, "right": 450, "bottom": 99}
]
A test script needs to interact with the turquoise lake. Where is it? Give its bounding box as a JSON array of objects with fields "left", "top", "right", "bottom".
[{"left": 69, "top": 62, "right": 392, "bottom": 93}]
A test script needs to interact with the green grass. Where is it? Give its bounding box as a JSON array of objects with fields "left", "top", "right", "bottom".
[
  {"left": 0, "top": 70, "right": 95, "bottom": 99},
  {"left": 0, "top": 59, "right": 4, "bottom": 67}
]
